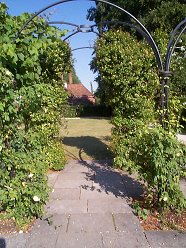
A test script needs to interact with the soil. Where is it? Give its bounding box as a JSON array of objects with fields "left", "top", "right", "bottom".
[
  {"left": 0, "top": 219, "right": 18, "bottom": 235},
  {"left": 0, "top": 217, "right": 35, "bottom": 235},
  {"left": 137, "top": 208, "right": 186, "bottom": 231}
]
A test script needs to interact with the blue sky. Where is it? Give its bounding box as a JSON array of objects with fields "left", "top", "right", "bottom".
[{"left": 3, "top": 0, "right": 98, "bottom": 91}]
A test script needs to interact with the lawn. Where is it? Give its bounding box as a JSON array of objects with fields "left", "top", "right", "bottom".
[{"left": 60, "top": 118, "right": 113, "bottom": 161}]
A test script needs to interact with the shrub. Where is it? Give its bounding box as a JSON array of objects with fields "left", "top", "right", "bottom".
[
  {"left": 79, "top": 104, "right": 112, "bottom": 117},
  {"left": 93, "top": 29, "right": 186, "bottom": 211},
  {"left": 0, "top": 4, "right": 71, "bottom": 229},
  {"left": 134, "top": 127, "right": 186, "bottom": 210},
  {"left": 62, "top": 104, "right": 78, "bottom": 118},
  {"left": 0, "top": 148, "right": 49, "bottom": 228},
  {"left": 44, "top": 140, "right": 66, "bottom": 171}
]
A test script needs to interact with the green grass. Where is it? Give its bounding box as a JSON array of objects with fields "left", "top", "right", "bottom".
[{"left": 60, "top": 118, "right": 113, "bottom": 161}]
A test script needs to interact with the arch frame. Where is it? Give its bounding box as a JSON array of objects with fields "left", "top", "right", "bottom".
[{"left": 15, "top": 0, "right": 186, "bottom": 127}]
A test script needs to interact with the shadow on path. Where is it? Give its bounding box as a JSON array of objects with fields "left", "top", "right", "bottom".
[
  {"left": 0, "top": 238, "right": 6, "bottom": 248},
  {"left": 78, "top": 160, "right": 144, "bottom": 200}
]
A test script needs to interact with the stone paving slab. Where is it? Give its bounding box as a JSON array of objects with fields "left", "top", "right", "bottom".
[
  {"left": 55, "top": 232, "right": 103, "bottom": 248},
  {"left": 113, "top": 213, "right": 143, "bottom": 232},
  {"left": 26, "top": 218, "right": 62, "bottom": 248},
  {"left": 47, "top": 172, "right": 59, "bottom": 187},
  {"left": 46, "top": 199, "right": 88, "bottom": 214},
  {"left": 49, "top": 188, "right": 81, "bottom": 200},
  {"left": 54, "top": 179, "right": 93, "bottom": 189},
  {"left": 145, "top": 231, "right": 186, "bottom": 248},
  {"left": 57, "top": 171, "right": 93, "bottom": 180},
  {"left": 25, "top": 215, "right": 69, "bottom": 248},
  {"left": 80, "top": 187, "right": 118, "bottom": 200},
  {"left": 91, "top": 182, "right": 128, "bottom": 198},
  {"left": 67, "top": 213, "right": 115, "bottom": 233},
  {"left": 102, "top": 232, "right": 149, "bottom": 248},
  {"left": 88, "top": 199, "right": 132, "bottom": 214},
  {"left": 63, "top": 162, "right": 90, "bottom": 173},
  {"left": 0, "top": 233, "right": 29, "bottom": 248}
]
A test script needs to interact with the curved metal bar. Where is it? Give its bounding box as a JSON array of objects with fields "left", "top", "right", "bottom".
[
  {"left": 63, "top": 29, "right": 100, "bottom": 41},
  {"left": 165, "top": 18, "right": 186, "bottom": 71},
  {"left": 92, "top": 20, "right": 163, "bottom": 69},
  {"left": 72, "top": 46, "right": 94, "bottom": 51},
  {"left": 16, "top": 0, "right": 163, "bottom": 70},
  {"left": 63, "top": 30, "right": 80, "bottom": 41},
  {"left": 47, "top": 21, "right": 79, "bottom": 28},
  {"left": 165, "top": 24, "right": 186, "bottom": 71}
]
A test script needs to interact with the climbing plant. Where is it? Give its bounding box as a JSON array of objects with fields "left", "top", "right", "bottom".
[
  {"left": 93, "top": 30, "right": 186, "bottom": 211},
  {"left": 0, "top": 3, "right": 71, "bottom": 228}
]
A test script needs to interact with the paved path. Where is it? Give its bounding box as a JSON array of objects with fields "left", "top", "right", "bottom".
[{"left": 1, "top": 160, "right": 186, "bottom": 248}]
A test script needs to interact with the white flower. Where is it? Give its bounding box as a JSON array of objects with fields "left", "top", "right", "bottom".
[
  {"left": 33, "top": 196, "right": 40, "bottom": 202},
  {"left": 163, "top": 196, "right": 168, "bottom": 202},
  {"left": 28, "top": 173, "right": 34, "bottom": 178}
]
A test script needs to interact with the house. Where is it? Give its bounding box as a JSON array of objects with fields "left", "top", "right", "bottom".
[
  {"left": 65, "top": 72, "right": 95, "bottom": 105},
  {"left": 66, "top": 83, "right": 95, "bottom": 105}
]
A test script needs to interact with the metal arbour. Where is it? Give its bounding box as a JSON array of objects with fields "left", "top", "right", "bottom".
[{"left": 17, "top": 0, "right": 186, "bottom": 126}]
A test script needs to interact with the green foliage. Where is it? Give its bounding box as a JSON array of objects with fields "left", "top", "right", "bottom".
[
  {"left": 44, "top": 140, "right": 66, "bottom": 171},
  {"left": 132, "top": 201, "right": 149, "bottom": 221},
  {"left": 92, "top": 30, "right": 159, "bottom": 113},
  {"left": 0, "top": 148, "right": 49, "bottom": 228},
  {"left": 133, "top": 127, "right": 186, "bottom": 210},
  {"left": 93, "top": 30, "right": 186, "bottom": 212},
  {"left": 62, "top": 104, "right": 78, "bottom": 118},
  {"left": 79, "top": 105, "right": 112, "bottom": 117},
  {"left": 0, "top": 4, "right": 71, "bottom": 228},
  {"left": 88, "top": 0, "right": 186, "bottom": 33}
]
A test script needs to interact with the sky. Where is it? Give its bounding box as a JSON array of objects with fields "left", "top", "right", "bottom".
[{"left": 3, "top": 0, "right": 98, "bottom": 91}]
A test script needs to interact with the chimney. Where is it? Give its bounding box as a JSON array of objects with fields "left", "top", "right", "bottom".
[{"left": 68, "top": 71, "right": 73, "bottom": 84}]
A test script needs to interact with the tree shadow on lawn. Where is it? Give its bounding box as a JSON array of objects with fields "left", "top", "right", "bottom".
[{"left": 62, "top": 136, "right": 113, "bottom": 160}]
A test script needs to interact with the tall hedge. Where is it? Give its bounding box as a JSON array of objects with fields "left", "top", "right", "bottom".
[{"left": 93, "top": 30, "right": 186, "bottom": 210}]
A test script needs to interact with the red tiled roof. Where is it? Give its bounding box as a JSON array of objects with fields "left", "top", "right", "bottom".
[{"left": 67, "top": 83, "right": 93, "bottom": 97}]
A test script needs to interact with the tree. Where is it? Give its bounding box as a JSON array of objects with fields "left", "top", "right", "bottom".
[{"left": 88, "top": 0, "right": 186, "bottom": 33}]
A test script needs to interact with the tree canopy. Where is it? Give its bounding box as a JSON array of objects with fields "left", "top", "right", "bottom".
[{"left": 88, "top": 0, "right": 186, "bottom": 32}]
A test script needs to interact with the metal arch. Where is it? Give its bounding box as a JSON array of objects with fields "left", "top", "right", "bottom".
[
  {"left": 47, "top": 21, "right": 79, "bottom": 28},
  {"left": 165, "top": 18, "right": 186, "bottom": 71},
  {"left": 47, "top": 21, "right": 100, "bottom": 39},
  {"left": 93, "top": 20, "right": 163, "bottom": 70},
  {"left": 63, "top": 29, "right": 100, "bottom": 41},
  {"left": 44, "top": 19, "right": 163, "bottom": 69},
  {"left": 72, "top": 46, "right": 94, "bottom": 51},
  {"left": 15, "top": 0, "right": 186, "bottom": 126},
  {"left": 63, "top": 30, "right": 80, "bottom": 40},
  {"left": 16, "top": 0, "right": 163, "bottom": 71}
]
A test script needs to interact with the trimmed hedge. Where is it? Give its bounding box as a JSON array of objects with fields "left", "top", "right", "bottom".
[{"left": 79, "top": 105, "right": 112, "bottom": 117}]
